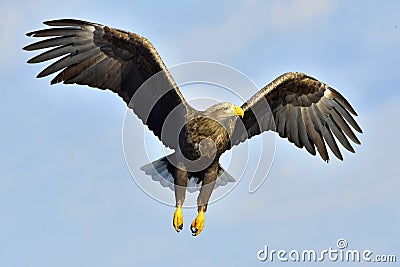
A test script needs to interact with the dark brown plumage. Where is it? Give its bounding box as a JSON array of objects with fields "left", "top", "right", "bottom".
[
  {"left": 24, "top": 19, "right": 362, "bottom": 236},
  {"left": 230, "top": 72, "right": 362, "bottom": 162}
]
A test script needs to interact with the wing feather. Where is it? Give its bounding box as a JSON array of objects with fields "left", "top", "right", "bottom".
[
  {"left": 37, "top": 47, "right": 101, "bottom": 78},
  {"left": 229, "top": 72, "right": 362, "bottom": 162},
  {"left": 311, "top": 104, "right": 343, "bottom": 160},
  {"left": 299, "top": 107, "right": 316, "bottom": 155},
  {"left": 330, "top": 108, "right": 361, "bottom": 145},
  {"left": 27, "top": 44, "right": 92, "bottom": 63},
  {"left": 288, "top": 106, "right": 301, "bottom": 148},
  {"left": 26, "top": 27, "right": 83, "bottom": 37},
  {"left": 60, "top": 54, "right": 108, "bottom": 85},
  {"left": 276, "top": 105, "right": 286, "bottom": 137},
  {"left": 332, "top": 100, "right": 362, "bottom": 134},
  {"left": 306, "top": 106, "right": 329, "bottom": 161},
  {"left": 24, "top": 19, "right": 193, "bottom": 148},
  {"left": 326, "top": 115, "right": 355, "bottom": 153},
  {"left": 43, "top": 19, "right": 94, "bottom": 27}
]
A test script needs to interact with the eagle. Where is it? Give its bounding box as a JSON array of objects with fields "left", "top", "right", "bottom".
[{"left": 24, "top": 19, "right": 362, "bottom": 236}]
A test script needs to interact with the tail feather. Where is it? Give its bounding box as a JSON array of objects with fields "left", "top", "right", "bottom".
[
  {"left": 140, "top": 155, "right": 236, "bottom": 193},
  {"left": 140, "top": 158, "right": 174, "bottom": 191},
  {"left": 216, "top": 165, "right": 236, "bottom": 187}
]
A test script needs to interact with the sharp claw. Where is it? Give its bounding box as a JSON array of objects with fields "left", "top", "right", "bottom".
[
  {"left": 190, "top": 225, "right": 198, "bottom": 236},
  {"left": 173, "top": 206, "right": 184, "bottom": 233},
  {"left": 174, "top": 223, "right": 183, "bottom": 233},
  {"left": 190, "top": 210, "right": 205, "bottom": 236},
  {"left": 177, "top": 224, "right": 183, "bottom": 232}
]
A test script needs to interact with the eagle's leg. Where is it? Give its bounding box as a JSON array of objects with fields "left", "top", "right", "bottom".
[
  {"left": 173, "top": 166, "right": 187, "bottom": 233},
  {"left": 191, "top": 162, "right": 218, "bottom": 236}
]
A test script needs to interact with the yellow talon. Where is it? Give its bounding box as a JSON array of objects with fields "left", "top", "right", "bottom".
[
  {"left": 173, "top": 206, "right": 184, "bottom": 232},
  {"left": 190, "top": 210, "right": 205, "bottom": 236}
]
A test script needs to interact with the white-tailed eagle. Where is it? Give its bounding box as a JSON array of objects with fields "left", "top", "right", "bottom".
[{"left": 24, "top": 19, "right": 362, "bottom": 236}]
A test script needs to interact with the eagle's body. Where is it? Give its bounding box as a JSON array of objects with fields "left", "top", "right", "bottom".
[
  {"left": 24, "top": 19, "right": 362, "bottom": 236},
  {"left": 183, "top": 104, "right": 238, "bottom": 159}
]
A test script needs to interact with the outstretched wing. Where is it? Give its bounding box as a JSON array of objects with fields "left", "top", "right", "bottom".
[
  {"left": 229, "top": 72, "right": 362, "bottom": 162},
  {"left": 24, "top": 19, "right": 192, "bottom": 148}
]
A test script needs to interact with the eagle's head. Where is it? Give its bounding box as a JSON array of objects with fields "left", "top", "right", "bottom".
[
  {"left": 203, "top": 102, "right": 244, "bottom": 120},
  {"left": 201, "top": 102, "right": 245, "bottom": 136}
]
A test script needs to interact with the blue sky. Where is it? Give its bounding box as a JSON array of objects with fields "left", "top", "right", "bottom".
[{"left": 1, "top": 0, "right": 399, "bottom": 266}]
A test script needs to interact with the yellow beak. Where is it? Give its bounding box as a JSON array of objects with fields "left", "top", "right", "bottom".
[{"left": 232, "top": 105, "right": 244, "bottom": 118}]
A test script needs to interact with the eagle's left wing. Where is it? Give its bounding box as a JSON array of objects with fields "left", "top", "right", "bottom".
[
  {"left": 24, "top": 19, "right": 192, "bottom": 149},
  {"left": 229, "top": 72, "right": 362, "bottom": 162}
]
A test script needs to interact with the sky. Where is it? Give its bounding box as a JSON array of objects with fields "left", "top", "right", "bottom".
[{"left": 1, "top": 0, "right": 399, "bottom": 266}]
